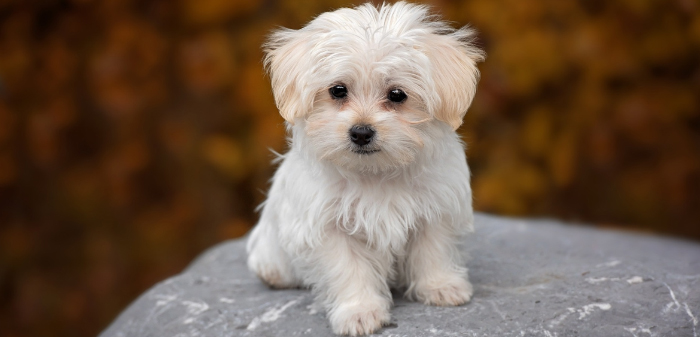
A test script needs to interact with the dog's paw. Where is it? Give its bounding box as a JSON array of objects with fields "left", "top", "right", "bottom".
[
  {"left": 330, "top": 302, "right": 391, "bottom": 336},
  {"left": 247, "top": 251, "right": 299, "bottom": 289},
  {"left": 256, "top": 267, "right": 297, "bottom": 289},
  {"left": 415, "top": 277, "right": 473, "bottom": 306}
]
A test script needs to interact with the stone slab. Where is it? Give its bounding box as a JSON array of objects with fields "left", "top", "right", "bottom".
[{"left": 100, "top": 214, "right": 700, "bottom": 337}]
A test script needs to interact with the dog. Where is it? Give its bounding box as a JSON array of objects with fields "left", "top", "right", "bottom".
[{"left": 246, "top": 2, "right": 484, "bottom": 335}]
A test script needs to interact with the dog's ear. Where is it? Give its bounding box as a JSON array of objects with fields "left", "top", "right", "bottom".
[
  {"left": 425, "top": 28, "right": 484, "bottom": 130},
  {"left": 264, "top": 29, "right": 315, "bottom": 124}
]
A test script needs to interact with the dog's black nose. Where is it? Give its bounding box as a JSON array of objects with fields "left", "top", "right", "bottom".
[{"left": 349, "top": 125, "right": 375, "bottom": 146}]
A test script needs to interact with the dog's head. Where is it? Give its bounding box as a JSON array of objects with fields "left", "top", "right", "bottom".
[{"left": 264, "top": 2, "right": 484, "bottom": 172}]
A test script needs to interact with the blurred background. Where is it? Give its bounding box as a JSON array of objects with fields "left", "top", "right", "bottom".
[{"left": 0, "top": 0, "right": 698, "bottom": 336}]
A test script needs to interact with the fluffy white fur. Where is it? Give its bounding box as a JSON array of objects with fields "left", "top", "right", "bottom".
[{"left": 246, "top": 2, "right": 484, "bottom": 335}]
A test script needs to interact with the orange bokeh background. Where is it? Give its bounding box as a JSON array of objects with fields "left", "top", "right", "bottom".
[{"left": 0, "top": 0, "right": 698, "bottom": 336}]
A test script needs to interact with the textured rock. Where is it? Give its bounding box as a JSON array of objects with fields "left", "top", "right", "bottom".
[{"left": 100, "top": 214, "right": 700, "bottom": 337}]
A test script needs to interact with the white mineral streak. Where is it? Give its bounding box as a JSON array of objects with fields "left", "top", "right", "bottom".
[
  {"left": 684, "top": 303, "right": 698, "bottom": 337},
  {"left": 306, "top": 304, "right": 318, "bottom": 315},
  {"left": 624, "top": 327, "right": 654, "bottom": 337},
  {"left": 663, "top": 283, "right": 681, "bottom": 313},
  {"left": 596, "top": 260, "right": 621, "bottom": 268},
  {"left": 586, "top": 277, "right": 617, "bottom": 284},
  {"left": 154, "top": 294, "right": 177, "bottom": 306},
  {"left": 575, "top": 303, "right": 611, "bottom": 320},
  {"left": 548, "top": 310, "right": 572, "bottom": 328},
  {"left": 182, "top": 300, "right": 209, "bottom": 324},
  {"left": 247, "top": 298, "right": 300, "bottom": 331},
  {"left": 626, "top": 276, "right": 644, "bottom": 284},
  {"left": 218, "top": 297, "right": 235, "bottom": 304},
  {"left": 585, "top": 276, "right": 644, "bottom": 284}
]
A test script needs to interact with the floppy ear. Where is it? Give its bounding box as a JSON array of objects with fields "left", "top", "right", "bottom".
[
  {"left": 263, "top": 29, "right": 315, "bottom": 124},
  {"left": 426, "top": 28, "right": 485, "bottom": 130}
]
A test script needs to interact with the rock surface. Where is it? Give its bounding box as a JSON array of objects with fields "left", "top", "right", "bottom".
[{"left": 100, "top": 214, "right": 700, "bottom": 337}]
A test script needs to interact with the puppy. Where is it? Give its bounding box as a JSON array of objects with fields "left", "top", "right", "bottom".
[{"left": 247, "top": 2, "right": 484, "bottom": 335}]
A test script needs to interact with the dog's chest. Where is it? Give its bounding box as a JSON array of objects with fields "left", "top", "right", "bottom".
[{"left": 329, "top": 178, "right": 432, "bottom": 247}]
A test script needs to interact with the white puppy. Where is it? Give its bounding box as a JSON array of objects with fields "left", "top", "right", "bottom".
[{"left": 246, "top": 2, "right": 484, "bottom": 335}]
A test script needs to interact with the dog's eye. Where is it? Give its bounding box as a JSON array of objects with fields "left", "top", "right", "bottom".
[
  {"left": 329, "top": 85, "right": 348, "bottom": 99},
  {"left": 387, "top": 89, "right": 407, "bottom": 103}
]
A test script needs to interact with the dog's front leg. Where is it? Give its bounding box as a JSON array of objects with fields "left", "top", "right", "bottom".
[
  {"left": 309, "top": 229, "right": 392, "bottom": 336},
  {"left": 404, "top": 221, "right": 473, "bottom": 306},
  {"left": 247, "top": 220, "right": 301, "bottom": 289}
]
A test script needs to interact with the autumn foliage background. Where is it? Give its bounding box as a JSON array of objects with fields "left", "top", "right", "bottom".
[{"left": 0, "top": 0, "right": 698, "bottom": 336}]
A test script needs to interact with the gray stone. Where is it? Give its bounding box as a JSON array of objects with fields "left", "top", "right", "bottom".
[{"left": 100, "top": 214, "right": 700, "bottom": 337}]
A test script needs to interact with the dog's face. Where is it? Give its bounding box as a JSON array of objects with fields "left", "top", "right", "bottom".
[{"left": 265, "top": 2, "right": 484, "bottom": 172}]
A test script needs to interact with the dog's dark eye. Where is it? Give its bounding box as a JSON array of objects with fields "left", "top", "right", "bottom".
[
  {"left": 329, "top": 85, "right": 348, "bottom": 99},
  {"left": 387, "top": 89, "right": 407, "bottom": 103}
]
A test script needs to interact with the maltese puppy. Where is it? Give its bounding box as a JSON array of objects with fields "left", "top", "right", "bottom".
[{"left": 247, "top": 2, "right": 484, "bottom": 335}]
